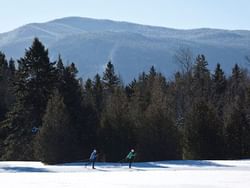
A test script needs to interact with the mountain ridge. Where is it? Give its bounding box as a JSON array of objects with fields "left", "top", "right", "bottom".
[{"left": 0, "top": 17, "right": 249, "bottom": 82}]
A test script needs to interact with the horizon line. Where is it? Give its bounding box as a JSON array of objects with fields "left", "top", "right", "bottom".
[{"left": 1, "top": 16, "right": 250, "bottom": 34}]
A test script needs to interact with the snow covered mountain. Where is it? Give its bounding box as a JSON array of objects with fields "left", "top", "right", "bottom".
[{"left": 0, "top": 17, "right": 250, "bottom": 82}]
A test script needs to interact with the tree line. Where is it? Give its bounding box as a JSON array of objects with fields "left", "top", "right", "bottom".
[{"left": 0, "top": 38, "right": 250, "bottom": 164}]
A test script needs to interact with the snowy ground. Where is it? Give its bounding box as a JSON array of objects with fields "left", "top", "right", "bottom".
[{"left": 1, "top": 160, "right": 250, "bottom": 188}]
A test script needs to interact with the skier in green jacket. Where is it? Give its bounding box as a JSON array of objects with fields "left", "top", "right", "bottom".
[{"left": 126, "top": 149, "right": 136, "bottom": 168}]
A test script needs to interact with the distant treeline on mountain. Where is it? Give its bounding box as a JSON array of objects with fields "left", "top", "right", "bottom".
[{"left": 0, "top": 38, "right": 250, "bottom": 164}]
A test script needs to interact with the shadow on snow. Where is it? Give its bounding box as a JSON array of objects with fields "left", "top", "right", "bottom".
[
  {"left": 1, "top": 166, "right": 50, "bottom": 173},
  {"left": 147, "top": 160, "right": 234, "bottom": 168},
  {"left": 60, "top": 160, "right": 234, "bottom": 168},
  {"left": 0, "top": 160, "right": 235, "bottom": 173}
]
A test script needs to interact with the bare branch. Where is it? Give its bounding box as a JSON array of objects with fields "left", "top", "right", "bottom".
[{"left": 174, "top": 47, "right": 194, "bottom": 74}]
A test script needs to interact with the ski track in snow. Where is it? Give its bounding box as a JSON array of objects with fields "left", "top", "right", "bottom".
[{"left": 0, "top": 160, "right": 250, "bottom": 188}]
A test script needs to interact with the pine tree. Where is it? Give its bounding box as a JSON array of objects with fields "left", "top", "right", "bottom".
[
  {"left": 0, "top": 53, "right": 16, "bottom": 157},
  {"left": 57, "top": 62, "right": 88, "bottom": 160},
  {"left": 17, "top": 37, "right": 56, "bottom": 128},
  {"left": 35, "top": 90, "right": 72, "bottom": 164},
  {"left": 100, "top": 87, "right": 134, "bottom": 161},
  {"left": 83, "top": 78, "right": 93, "bottom": 105},
  {"left": 227, "top": 64, "right": 246, "bottom": 102},
  {"left": 224, "top": 101, "right": 246, "bottom": 159},
  {"left": 1, "top": 38, "right": 56, "bottom": 160},
  {"left": 192, "top": 55, "right": 211, "bottom": 100},
  {"left": 8, "top": 58, "right": 16, "bottom": 75},
  {"left": 136, "top": 75, "right": 181, "bottom": 161},
  {"left": 125, "top": 79, "right": 137, "bottom": 98},
  {"left": 93, "top": 74, "right": 104, "bottom": 115},
  {"left": 82, "top": 77, "right": 100, "bottom": 153},
  {"left": 211, "top": 63, "right": 227, "bottom": 117},
  {"left": 58, "top": 63, "right": 82, "bottom": 122},
  {"left": 55, "top": 55, "right": 65, "bottom": 85},
  {"left": 212, "top": 64, "right": 226, "bottom": 94},
  {"left": 0, "top": 52, "right": 10, "bottom": 121},
  {"left": 223, "top": 64, "right": 249, "bottom": 159},
  {"left": 102, "top": 61, "right": 120, "bottom": 92},
  {"left": 183, "top": 100, "right": 224, "bottom": 159},
  {"left": 243, "top": 88, "right": 250, "bottom": 157}
]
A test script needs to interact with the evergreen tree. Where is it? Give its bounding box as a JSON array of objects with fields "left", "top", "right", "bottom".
[
  {"left": 224, "top": 101, "right": 247, "bottom": 159},
  {"left": 211, "top": 63, "right": 227, "bottom": 117},
  {"left": 0, "top": 52, "right": 10, "bottom": 121},
  {"left": 148, "top": 66, "right": 157, "bottom": 78},
  {"left": 227, "top": 64, "right": 246, "bottom": 102},
  {"left": 35, "top": 90, "right": 72, "bottom": 164},
  {"left": 1, "top": 38, "right": 56, "bottom": 160},
  {"left": 192, "top": 54, "right": 211, "bottom": 99},
  {"left": 125, "top": 79, "right": 137, "bottom": 98},
  {"left": 84, "top": 78, "right": 94, "bottom": 106},
  {"left": 100, "top": 87, "right": 134, "bottom": 161},
  {"left": 0, "top": 54, "right": 16, "bottom": 157},
  {"left": 92, "top": 74, "right": 104, "bottom": 115},
  {"left": 82, "top": 77, "right": 100, "bottom": 154},
  {"left": 243, "top": 88, "right": 250, "bottom": 157},
  {"left": 183, "top": 100, "right": 224, "bottom": 159},
  {"left": 223, "top": 64, "right": 249, "bottom": 159},
  {"left": 55, "top": 55, "right": 65, "bottom": 84},
  {"left": 212, "top": 64, "right": 227, "bottom": 94},
  {"left": 17, "top": 37, "right": 56, "bottom": 128},
  {"left": 102, "top": 61, "right": 120, "bottom": 92},
  {"left": 8, "top": 58, "right": 16, "bottom": 75},
  {"left": 57, "top": 63, "right": 88, "bottom": 160},
  {"left": 136, "top": 75, "right": 181, "bottom": 161}
]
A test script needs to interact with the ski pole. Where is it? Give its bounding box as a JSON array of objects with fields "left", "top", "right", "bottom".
[{"left": 117, "top": 158, "right": 126, "bottom": 166}]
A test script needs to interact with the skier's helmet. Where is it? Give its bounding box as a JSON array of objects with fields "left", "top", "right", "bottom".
[
  {"left": 131, "top": 149, "right": 134, "bottom": 152},
  {"left": 94, "top": 149, "right": 97, "bottom": 153}
]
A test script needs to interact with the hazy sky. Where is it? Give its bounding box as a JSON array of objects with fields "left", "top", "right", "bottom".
[{"left": 1, "top": 0, "right": 250, "bottom": 33}]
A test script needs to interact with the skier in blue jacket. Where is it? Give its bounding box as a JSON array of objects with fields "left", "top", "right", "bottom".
[{"left": 86, "top": 149, "right": 98, "bottom": 169}]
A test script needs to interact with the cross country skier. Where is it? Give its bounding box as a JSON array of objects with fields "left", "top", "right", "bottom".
[
  {"left": 86, "top": 149, "right": 97, "bottom": 169},
  {"left": 126, "top": 149, "right": 136, "bottom": 168}
]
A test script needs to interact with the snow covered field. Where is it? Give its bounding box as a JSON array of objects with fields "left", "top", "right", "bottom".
[{"left": 1, "top": 160, "right": 250, "bottom": 188}]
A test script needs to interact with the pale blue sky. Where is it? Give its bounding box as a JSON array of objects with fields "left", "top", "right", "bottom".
[{"left": 1, "top": 0, "right": 250, "bottom": 33}]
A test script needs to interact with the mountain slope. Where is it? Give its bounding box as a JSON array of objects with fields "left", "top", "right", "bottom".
[{"left": 0, "top": 17, "right": 250, "bottom": 82}]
